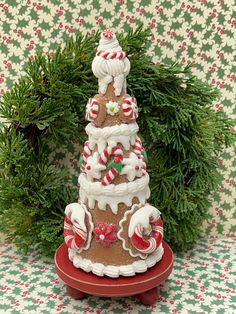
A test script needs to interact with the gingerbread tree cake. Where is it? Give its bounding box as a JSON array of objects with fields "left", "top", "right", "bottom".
[{"left": 63, "top": 29, "right": 164, "bottom": 278}]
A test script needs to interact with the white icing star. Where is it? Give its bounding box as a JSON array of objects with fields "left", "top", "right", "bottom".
[
  {"left": 85, "top": 152, "right": 106, "bottom": 182},
  {"left": 106, "top": 101, "right": 119, "bottom": 116},
  {"left": 121, "top": 152, "right": 143, "bottom": 181}
]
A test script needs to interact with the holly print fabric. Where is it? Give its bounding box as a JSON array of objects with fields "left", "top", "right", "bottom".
[{"left": 0, "top": 237, "right": 235, "bottom": 313}]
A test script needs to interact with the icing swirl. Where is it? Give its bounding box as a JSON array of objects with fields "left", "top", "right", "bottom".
[{"left": 92, "top": 31, "right": 130, "bottom": 96}]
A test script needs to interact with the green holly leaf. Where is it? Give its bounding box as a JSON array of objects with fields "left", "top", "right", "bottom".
[
  {"left": 142, "top": 150, "right": 148, "bottom": 161},
  {"left": 78, "top": 155, "right": 83, "bottom": 167},
  {"left": 108, "top": 160, "right": 122, "bottom": 172}
]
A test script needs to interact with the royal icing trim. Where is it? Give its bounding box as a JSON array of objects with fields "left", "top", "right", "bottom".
[
  {"left": 92, "top": 30, "right": 130, "bottom": 96},
  {"left": 68, "top": 244, "right": 164, "bottom": 278},
  {"left": 85, "top": 122, "right": 138, "bottom": 153},
  {"left": 105, "top": 101, "right": 119, "bottom": 116},
  {"left": 78, "top": 173, "right": 150, "bottom": 214},
  {"left": 121, "top": 152, "right": 146, "bottom": 181}
]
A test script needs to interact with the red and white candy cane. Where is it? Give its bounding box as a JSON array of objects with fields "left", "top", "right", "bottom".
[
  {"left": 133, "top": 136, "right": 143, "bottom": 156},
  {"left": 85, "top": 98, "right": 99, "bottom": 121},
  {"left": 64, "top": 204, "right": 87, "bottom": 251},
  {"left": 99, "top": 145, "right": 123, "bottom": 186},
  {"left": 80, "top": 141, "right": 92, "bottom": 172},
  {"left": 122, "top": 97, "right": 138, "bottom": 120},
  {"left": 133, "top": 136, "right": 146, "bottom": 176},
  {"left": 131, "top": 217, "right": 163, "bottom": 255}
]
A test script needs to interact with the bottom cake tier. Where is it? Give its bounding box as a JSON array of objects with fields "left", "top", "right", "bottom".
[{"left": 68, "top": 243, "right": 164, "bottom": 278}]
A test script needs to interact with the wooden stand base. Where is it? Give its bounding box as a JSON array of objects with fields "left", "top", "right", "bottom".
[{"left": 54, "top": 242, "right": 173, "bottom": 306}]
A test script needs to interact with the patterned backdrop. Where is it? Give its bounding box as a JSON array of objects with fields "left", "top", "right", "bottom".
[{"left": 0, "top": 0, "right": 235, "bottom": 238}]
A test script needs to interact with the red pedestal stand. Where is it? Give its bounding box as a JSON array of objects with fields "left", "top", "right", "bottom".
[{"left": 55, "top": 242, "right": 173, "bottom": 306}]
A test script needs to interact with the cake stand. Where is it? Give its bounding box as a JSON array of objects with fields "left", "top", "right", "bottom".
[{"left": 54, "top": 242, "right": 173, "bottom": 306}]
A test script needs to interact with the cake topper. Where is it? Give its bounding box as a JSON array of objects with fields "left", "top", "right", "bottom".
[{"left": 92, "top": 29, "right": 130, "bottom": 96}]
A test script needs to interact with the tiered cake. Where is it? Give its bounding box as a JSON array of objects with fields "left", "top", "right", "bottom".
[{"left": 63, "top": 29, "right": 164, "bottom": 278}]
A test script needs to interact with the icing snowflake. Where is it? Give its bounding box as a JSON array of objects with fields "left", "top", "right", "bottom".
[
  {"left": 93, "top": 223, "right": 117, "bottom": 247},
  {"left": 85, "top": 152, "right": 106, "bottom": 181},
  {"left": 106, "top": 101, "right": 119, "bottom": 116},
  {"left": 121, "top": 152, "right": 143, "bottom": 181}
]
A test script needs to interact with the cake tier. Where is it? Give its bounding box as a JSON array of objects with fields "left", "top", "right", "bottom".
[{"left": 68, "top": 243, "right": 164, "bottom": 278}]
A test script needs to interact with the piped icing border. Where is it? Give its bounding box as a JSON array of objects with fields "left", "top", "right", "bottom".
[
  {"left": 78, "top": 173, "right": 150, "bottom": 214},
  {"left": 85, "top": 122, "right": 138, "bottom": 153},
  {"left": 68, "top": 244, "right": 164, "bottom": 278}
]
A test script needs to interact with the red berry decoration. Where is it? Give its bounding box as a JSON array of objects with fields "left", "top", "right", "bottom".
[{"left": 93, "top": 223, "right": 117, "bottom": 247}]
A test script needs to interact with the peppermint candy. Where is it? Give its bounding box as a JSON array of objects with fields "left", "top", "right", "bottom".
[
  {"left": 122, "top": 97, "right": 138, "bottom": 120},
  {"left": 85, "top": 98, "right": 99, "bottom": 121}
]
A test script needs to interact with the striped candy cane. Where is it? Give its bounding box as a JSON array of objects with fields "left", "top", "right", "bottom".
[
  {"left": 64, "top": 204, "right": 88, "bottom": 251},
  {"left": 85, "top": 98, "right": 99, "bottom": 121},
  {"left": 131, "top": 217, "right": 163, "bottom": 255},
  {"left": 80, "top": 141, "right": 92, "bottom": 172},
  {"left": 133, "top": 136, "right": 143, "bottom": 156},
  {"left": 99, "top": 145, "right": 123, "bottom": 186},
  {"left": 122, "top": 97, "right": 138, "bottom": 120},
  {"left": 133, "top": 136, "right": 146, "bottom": 176}
]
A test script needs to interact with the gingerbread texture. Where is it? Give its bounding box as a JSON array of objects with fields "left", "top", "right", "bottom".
[{"left": 63, "top": 29, "right": 164, "bottom": 278}]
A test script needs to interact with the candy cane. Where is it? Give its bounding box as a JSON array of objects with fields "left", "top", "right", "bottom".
[
  {"left": 63, "top": 204, "right": 87, "bottom": 251},
  {"left": 80, "top": 141, "right": 92, "bottom": 172},
  {"left": 122, "top": 97, "right": 138, "bottom": 120},
  {"left": 131, "top": 217, "right": 163, "bottom": 254},
  {"left": 99, "top": 145, "right": 123, "bottom": 186},
  {"left": 133, "top": 136, "right": 146, "bottom": 176},
  {"left": 99, "top": 145, "right": 123, "bottom": 165},
  {"left": 133, "top": 136, "right": 142, "bottom": 156},
  {"left": 85, "top": 98, "right": 99, "bottom": 121}
]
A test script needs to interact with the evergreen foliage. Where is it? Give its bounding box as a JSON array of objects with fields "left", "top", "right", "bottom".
[{"left": 0, "top": 25, "right": 235, "bottom": 256}]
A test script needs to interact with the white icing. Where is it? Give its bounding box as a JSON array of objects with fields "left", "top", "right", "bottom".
[
  {"left": 92, "top": 33, "right": 130, "bottom": 96},
  {"left": 105, "top": 101, "right": 119, "bottom": 116},
  {"left": 85, "top": 152, "right": 106, "bottom": 181},
  {"left": 121, "top": 152, "right": 143, "bottom": 181},
  {"left": 78, "top": 173, "right": 150, "bottom": 214},
  {"left": 65, "top": 202, "right": 94, "bottom": 253},
  {"left": 97, "top": 33, "right": 122, "bottom": 52},
  {"left": 85, "top": 122, "right": 138, "bottom": 153},
  {"left": 65, "top": 203, "right": 86, "bottom": 232},
  {"left": 68, "top": 243, "right": 164, "bottom": 278},
  {"left": 129, "top": 204, "right": 161, "bottom": 238}
]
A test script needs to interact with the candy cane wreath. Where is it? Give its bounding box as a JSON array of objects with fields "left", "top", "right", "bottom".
[{"left": 129, "top": 205, "right": 163, "bottom": 255}]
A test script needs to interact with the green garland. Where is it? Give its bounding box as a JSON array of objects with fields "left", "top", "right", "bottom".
[{"left": 0, "top": 25, "right": 235, "bottom": 256}]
